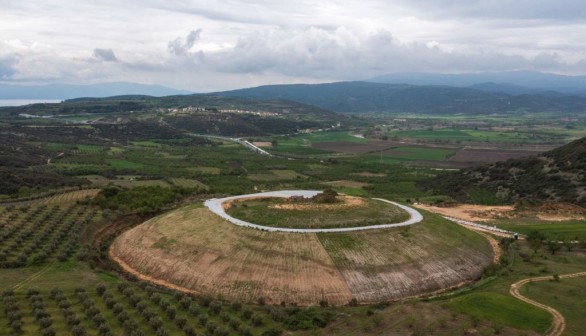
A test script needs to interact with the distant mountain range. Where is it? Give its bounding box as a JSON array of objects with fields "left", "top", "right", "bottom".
[
  {"left": 0, "top": 82, "right": 192, "bottom": 100},
  {"left": 369, "top": 71, "right": 586, "bottom": 95},
  {"left": 218, "top": 81, "right": 586, "bottom": 115}
]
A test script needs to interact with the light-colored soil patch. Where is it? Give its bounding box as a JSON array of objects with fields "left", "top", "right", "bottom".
[
  {"left": 351, "top": 172, "right": 386, "bottom": 177},
  {"left": 535, "top": 202, "right": 585, "bottom": 221},
  {"left": 43, "top": 189, "right": 100, "bottom": 204},
  {"left": 415, "top": 204, "right": 515, "bottom": 222},
  {"left": 323, "top": 180, "right": 369, "bottom": 189},
  {"left": 111, "top": 206, "right": 353, "bottom": 306},
  {"left": 271, "top": 196, "right": 367, "bottom": 210},
  {"left": 252, "top": 141, "right": 272, "bottom": 147}
]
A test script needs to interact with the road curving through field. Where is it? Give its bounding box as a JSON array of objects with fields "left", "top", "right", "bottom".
[
  {"left": 204, "top": 190, "right": 423, "bottom": 233},
  {"left": 509, "top": 271, "right": 586, "bottom": 336}
]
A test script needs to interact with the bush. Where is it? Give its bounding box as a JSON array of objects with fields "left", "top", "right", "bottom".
[
  {"left": 251, "top": 314, "right": 263, "bottom": 327},
  {"left": 209, "top": 300, "right": 222, "bottom": 315}
]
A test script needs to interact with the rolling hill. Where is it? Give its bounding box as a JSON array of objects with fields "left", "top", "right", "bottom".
[
  {"left": 218, "top": 81, "right": 586, "bottom": 114},
  {"left": 419, "top": 137, "right": 586, "bottom": 206}
]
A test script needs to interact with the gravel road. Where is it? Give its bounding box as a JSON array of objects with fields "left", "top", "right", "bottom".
[{"left": 204, "top": 190, "right": 423, "bottom": 233}]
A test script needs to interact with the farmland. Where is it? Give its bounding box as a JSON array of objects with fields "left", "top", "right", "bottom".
[{"left": 0, "top": 98, "right": 585, "bottom": 336}]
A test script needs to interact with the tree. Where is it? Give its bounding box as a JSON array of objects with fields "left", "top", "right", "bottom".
[
  {"left": 527, "top": 230, "right": 546, "bottom": 253},
  {"left": 547, "top": 240, "right": 561, "bottom": 255}
]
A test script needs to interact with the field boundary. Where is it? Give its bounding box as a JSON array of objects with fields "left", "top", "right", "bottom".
[
  {"left": 204, "top": 190, "right": 423, "bottom": 233},
  {"left": 509, "top": 271, "right": 586, "bottom": 336}
]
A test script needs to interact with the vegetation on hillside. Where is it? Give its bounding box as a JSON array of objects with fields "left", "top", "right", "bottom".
[{"left": 419, "top": 136, "right": 586, "bottom": 206}]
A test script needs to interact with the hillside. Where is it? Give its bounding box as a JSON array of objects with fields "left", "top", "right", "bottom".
[
  {"left": 419, "top": 137, "right": 586, "bottom": 206},
  {"left": 219, "top": 81, "right": 586, "bottom": 114},
  {"left": 0, "top": 82, "right": 192, "bottom": 99},
  {"left": 0, "top": 94, "right": 351, "bottom": 137}
]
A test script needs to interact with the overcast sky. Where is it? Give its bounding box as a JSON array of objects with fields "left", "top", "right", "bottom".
[{"left": 1, "top": 0, "right": 586, "bottom": 91}]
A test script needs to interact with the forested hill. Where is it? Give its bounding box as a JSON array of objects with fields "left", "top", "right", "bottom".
[
  {"left": 419, "top": 137, "right": 586, "bottom": 206},
  {"left": 218, "top": 81, "right": 586, "bottom": 115}
]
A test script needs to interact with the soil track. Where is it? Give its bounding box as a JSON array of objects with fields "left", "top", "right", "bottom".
[{"left": 510, "top": 272, "right": 586, "bottom": 336}]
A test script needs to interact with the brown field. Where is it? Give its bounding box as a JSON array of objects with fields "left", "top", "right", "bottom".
[
  {"left": 42, "top": 189, "right": 100, "bottom": 204},
  {"left": 322, "top": 180, "right": 370, "bottom": 189},
  {"left": 252, "top": 141, "right": 273, "bottom": 147},
  {"left": 447, "top": 149, "right": 538, "bottom": 164},
  {"left": 112, "top": 204, "right": 493, "bottom": 306},
  {"left": 351, "top": 171, "right": 387, "bottom": 177},
  {"left": 318, "top": 216, "right": 492, "bottom": 302},
  {"left": 312, "top": 141, "right": 394, "bottom": 154},
  {"left": 415, "top": 204, "right": 516, "bottom": 222},
  {"left": 111, "top": 206, "right": 353, "bottom": 306}
]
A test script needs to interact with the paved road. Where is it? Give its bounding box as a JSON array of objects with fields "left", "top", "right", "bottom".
[{"left": 204, "top": 190, "right": 423, "bottom": 233}]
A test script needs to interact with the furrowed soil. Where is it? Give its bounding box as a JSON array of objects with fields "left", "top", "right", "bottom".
[
  {"left": 317, "top": 214, "right": 493, "bottom": 302},
  {"left": 111, "top": 205, "right": 353, "bottom": 306},
  {"left": 112, "top": 204, "right": 493, "bottom": 305}
]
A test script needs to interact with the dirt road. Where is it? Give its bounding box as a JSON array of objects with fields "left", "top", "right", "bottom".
[{"left": 509, "top": 272, "right": 586, "bottom": 336}]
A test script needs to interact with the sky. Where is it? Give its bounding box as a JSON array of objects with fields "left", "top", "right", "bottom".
[{"left": 1, "top": 0, "right": 586, "bottom": 92}]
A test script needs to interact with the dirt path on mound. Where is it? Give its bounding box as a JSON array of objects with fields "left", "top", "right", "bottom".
[
  {"left": 509, "top": 272, "right": 586, "bottom": 336},
  {"left": 109, "top": 247, "right": 201, "bottom": 296},
  {"left": 475, "top": 231, "right": 502, "bottom": 263}
]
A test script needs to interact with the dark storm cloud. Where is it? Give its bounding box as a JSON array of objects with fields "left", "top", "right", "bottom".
[{"left": 93, "top": 48, "right": 118, "bottom": 62}]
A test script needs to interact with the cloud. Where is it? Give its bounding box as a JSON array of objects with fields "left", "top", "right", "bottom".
[
  {"left": 179, "top": 27, "right": 562, "bottom": 80},
  {"left": 93, "top": 48, "right": 118, "bottom": 62},
  {"left": 168, "top": 29, "right": 202, "bottom": 56},
  {"left": 0, "top": 57, "right": 18, "bottom": 79}
]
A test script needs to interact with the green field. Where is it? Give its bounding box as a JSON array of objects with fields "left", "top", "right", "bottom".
[
  {"left": 449, "top": 292, "right": 552, "bottom": 333},
  {"left": 496, "top": 221, "right": 586, "bottom": 239}
]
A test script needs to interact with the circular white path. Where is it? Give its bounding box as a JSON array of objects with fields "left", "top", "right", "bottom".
[{"left": 204, "top": 190, "right": 423, "bottom": 233}]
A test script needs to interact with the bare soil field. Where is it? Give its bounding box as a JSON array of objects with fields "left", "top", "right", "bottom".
[
  {"left": 111, "top": 206, "right": 353, "bottom": 306},
  {"left": 322, "top": 180, "right": 370, "bottom": 189},
  {"left": 447, "top": 149, "right": 538, "bottom": 164},
  {"left": 415, "top": 204, "right": 516, "bottom": 222},
  {"left": 252, "top": 141, "right": 273, "bottom": 147},
  {"left": 43, "top": 189, "right": 100, "bottom": 204},
  {"left": 111, "top": 203, "right": 493, "bottom": 305},
  {"left": 351, "top": 172, "right": 387, "bottom": 177},
  {"left": 312, "top": 141, "right": 394, "bottom": 154},
  {"left": 317, "top": 216, "right": 492, "bottom": 302}
]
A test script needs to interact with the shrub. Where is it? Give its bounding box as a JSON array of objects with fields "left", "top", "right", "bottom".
[
  {"left": 231, "top": 300, "right": 242, "bottom": 311},
  {"left": 209, "top": 300, "right": 222, "bottom": 315},
  {"left": 175, "top": 317, "right": 187, "bottom": 329},
  {"left": 251, "top": 314, "right": 263, "bottom": 327},
  {"left": 72, "top": 325, "right": 87, "bottom": 336}
]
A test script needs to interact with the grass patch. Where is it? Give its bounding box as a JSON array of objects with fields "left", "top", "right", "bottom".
[
  {"left": 449, "top": 292, "right": 552, "bottom": 333},
  {"left": 226, "top": 196, "right": 409, "bottom": 229},
  {"left": 497, "top": 221, "right": 586, "bottom": 238}
]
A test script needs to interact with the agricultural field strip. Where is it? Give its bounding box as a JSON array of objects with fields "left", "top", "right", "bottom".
[
  {"left": 442, "top": 216, "right": 518, "bottom": 237},
  {"left": 190, "top": 133, "right": 272, "bottom": 156},
  {"left": 509, "top": 272, "right": 586, "bottom": 336},
  {"left": 204, "top": 190, "right": 423, "bottom": 233}
]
